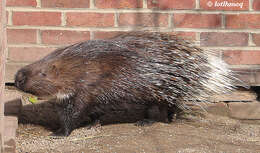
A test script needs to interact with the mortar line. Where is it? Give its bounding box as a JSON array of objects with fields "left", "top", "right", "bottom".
[
  {"left": 8, "top": 44, "right": 63, "bottom": 48},
  {"left": 221, "top": 13, "right": 225, "bottom": 29},
  {"left": 168, "top": 13, "right": 173, "bottom": 28},
  {"left": 6, "top": 61, "right": 35, "bottom": 65},
  {"left": 248, "top": 33, "right": 256, "bottom": 46},
  {"left": 249, "top": 0, "right": 253, "bottom": 11},
  {"left": 6, "top": 47, "right": 9, "bottom": 63},
  {"left": 229, "top": 65, "right": 260, "bottom": 69},
  {"left": 89, "top": 31, "right": 94, "bottom": 40},
  {"left": 7, "top": 10, "right": 12, "bottom": 26},
  {"left": 6, "top": 7, "right": 260, "bottom": 14},
  {"left": 201, "top": 46, "right": 260, "bottom": 50},
  {"left": 36, "top": 29, "right": 42, "bottom": 44},
  {"left": 6, "top": 61, "right": 32, "bottom": 65},
  {"left": 143, "top": 0, "right": 148, "bottom": 9},
  {"left": 6, "top": 26, "right": 260, "bottom": 33},
  {"left": 196, "top": 32, "right": 200, "bottom": 44},
  {"left": 195, "top": 0, "right": 200, "bottom": 10},
  {"left": 219, "top": 48, "right": 223, "bottom": 59},
  {"left": 90, "top": 0, "right": 95, "bottom": 9},
  {"left": 114, "top": 13, "right": 119, "bottom": 27},
  {"left": 61, "top": 12, "right": 66, "bottom": 26},
  {"left": 36, "top": 0, "right": 41, "bottom": 8}
]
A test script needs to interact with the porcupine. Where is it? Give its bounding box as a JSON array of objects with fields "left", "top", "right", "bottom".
[{"left": 14, "top": 32, "right": 240, "bottom": 136}]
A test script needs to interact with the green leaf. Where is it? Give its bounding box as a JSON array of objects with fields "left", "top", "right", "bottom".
[{"left": 28, "top": 96, "right": 38, "bottom": 104}]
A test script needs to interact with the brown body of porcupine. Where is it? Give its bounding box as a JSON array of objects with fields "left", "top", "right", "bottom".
[{"left": 15, "top": 32, "right": 239, "bottom": 136}]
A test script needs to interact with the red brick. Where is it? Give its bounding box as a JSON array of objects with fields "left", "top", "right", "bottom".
[
  {"left": 231, "top": 68, "right": 254, "bottom": 85},
  {"left": 169, "top": 32, "right": 196, "bottom": 40},
  {"left": 253, "top": 0, "right": 260, "bottom": 10},
  {"left": 13, "top": 12, "right": 61, "bottom": 26},
  {"left": 6, "top": 0, "right": 37, "bottom": 7},
  {"left": 41, "top": 30, "right": 90, "bottom": 45},
  {"left": 95, "top": 0, "right": 142, "bottom": 8},
  {"left": 7, "top": 29, "right": 36, "bottom": 44},
  {"left": 8, "top": 47, "right": 56, "bottom": 62},
  {"left": 174, "top": 14, "right": 221, "bottom": 28},
  {"left": 118, "top": 13, "right": 168, "bottom": 27},
  {"left": 41, "top": 0, "right": 89, "bottom": 8},
  {"left": 200, "top": 32, "right": 248, "bottom": 46},
  {"left": 93, "top": 31, "right": 125, "bottom": 39},
  {"left": 223, "top": 50, "right": 260, "bottom": 65},
  {"left": 254, "top": 69, "right": 260, "bottom": 85},
  {"left": 252, "top": 34, "right": 260, "bottom": 46},
  {"left": 200, "top": 0, "right": 249, "bottom": 10},
  {"left": 66, "top": 13, "right": 114, "bottom": 27},
  {"left": 147, "top": 0, "right": 195, "bottom": 9},
  {"left": 226, "top": 14, "right": 260, "bottom": 29}
]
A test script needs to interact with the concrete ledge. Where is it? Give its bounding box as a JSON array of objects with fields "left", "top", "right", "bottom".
[
  {"left": 3, "top": 116, "right": 17, "bottom": 153},
  {"left": 207, "top": 101, "right": 260, "bottom": 120},
  {"left": 228, "top": 102, "right": 260, "bottom": 120},
  {"left": 3, "top": 89, "right": 21, "bottom": 153},
  {"left": 211, "top": 90, "right": 257, "bottom": 102},
  {"left": 4, "top": 89, "right": 22, "bottom": 116}
]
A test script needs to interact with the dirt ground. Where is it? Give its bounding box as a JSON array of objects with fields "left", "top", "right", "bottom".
[{"left": 16, "top": 104, "right": 260, "bottom": 153}]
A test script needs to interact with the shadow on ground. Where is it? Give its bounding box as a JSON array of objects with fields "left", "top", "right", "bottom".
[{"left": 12, "top": 99, "right": 185, "bottom": 133}]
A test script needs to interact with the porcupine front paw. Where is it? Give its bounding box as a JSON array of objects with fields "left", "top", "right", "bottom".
[{"left": 134, "top": 119, "right": 156, "bottom": 126}]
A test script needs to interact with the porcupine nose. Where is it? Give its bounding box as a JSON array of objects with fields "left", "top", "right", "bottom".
[{"left": 15, "top": 69, "right": 27, "bottom": 90}]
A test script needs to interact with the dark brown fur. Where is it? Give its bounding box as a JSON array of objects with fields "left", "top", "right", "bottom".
[{"left": 15, "top": 32, "right": 237, "bottom": 136}]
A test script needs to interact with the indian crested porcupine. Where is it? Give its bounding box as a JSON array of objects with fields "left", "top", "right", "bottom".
[{"left": 15, "top": 32, "right": 240, "bottom": 136}]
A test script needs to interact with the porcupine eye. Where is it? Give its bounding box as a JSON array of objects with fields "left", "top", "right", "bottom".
[{"left": 39, "top": 71, "right": 47, "bottom": 77}]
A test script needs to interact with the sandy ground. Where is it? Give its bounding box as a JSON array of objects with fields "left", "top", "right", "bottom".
[{"left": 16, "top": 105, "right": 260, "bottom": 153}]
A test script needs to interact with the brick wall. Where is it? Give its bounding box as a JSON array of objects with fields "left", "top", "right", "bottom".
[
  {"left": 4, "top": 0, "right": 260, "bottom": 85},
  {"left": 0, "top": 0, "right": 6, "bottom": 152}
]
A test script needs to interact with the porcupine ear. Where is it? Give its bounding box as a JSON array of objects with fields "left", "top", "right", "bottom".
[{"left": 50, "top": 64, "right": 59, "bottom": 77}]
